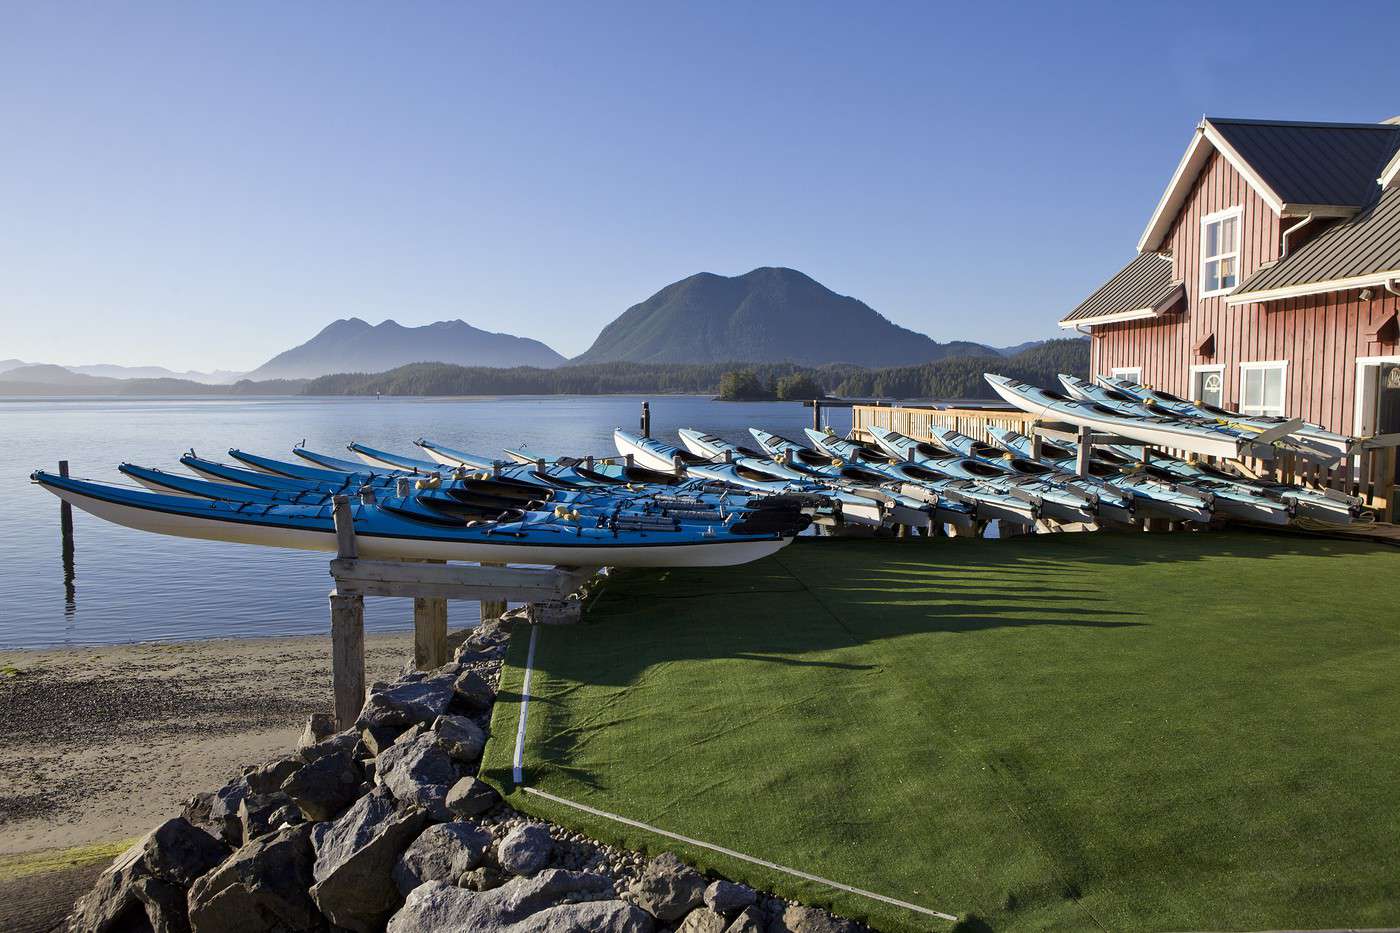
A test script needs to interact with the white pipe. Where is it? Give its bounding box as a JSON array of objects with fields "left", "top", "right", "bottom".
[
  {"left": 1281, "top": 213, "right": 1314, "bottom": 257},
  {"left": 1384, "top": 278, "right": 1400, "bottom": 298}
]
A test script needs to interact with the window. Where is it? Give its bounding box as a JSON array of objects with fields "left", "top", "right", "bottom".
[
  {"left": 1238, "top": 361, "right": 1287, "bottom": 416},
  {"left": 1201, "top": 207, "right": 1242, "bottom": 297},
  {"left": 1191, "top": 365, "right": 1224, "bottom": 407},
  {"left": 1110, "top": 366, "right": 1142, "bottom": 384}
]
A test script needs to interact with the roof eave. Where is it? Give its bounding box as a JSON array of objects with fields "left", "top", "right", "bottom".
[
  {"left": 1225, "top": 269, "right": 1400, "bottom": 306},
  {"left": 1379, "top": 148, "right": 1400, "bottom": 189},
  {"left": 1058, "top": 308, "right": 1159, "bottom": 328}
]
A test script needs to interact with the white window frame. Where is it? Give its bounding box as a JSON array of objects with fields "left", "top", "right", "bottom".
[
  {"left": 1189, "top": 364, "right": 1225, "bottom": 406},
  {"left": 1200, "top": 206, "right": 1243, "bottom": 298},
  {"left": 1354, "top": 355, "right": 1400, "bottom": 434},
  {"left": 1109, "top": 366, "right": 1143, "bottom": 383},
  {"left": 1237, "top": 360, "right": 1288, "bottom": 416}
]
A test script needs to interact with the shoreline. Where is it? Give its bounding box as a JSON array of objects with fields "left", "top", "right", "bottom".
[{"left": 0, "top": 631, "right": 414, "bottom": 857}]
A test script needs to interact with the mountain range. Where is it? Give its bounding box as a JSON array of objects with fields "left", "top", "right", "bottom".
[
  {"left": 242, "top": 318, "right": 567, "bottom": 380},
  {"left": 5, "top": 267, "right": 1052, "bottom": 388}
]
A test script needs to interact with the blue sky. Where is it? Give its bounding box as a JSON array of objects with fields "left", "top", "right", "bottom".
[{"left": 4, "top": 1, "right": 1400, "bottom": 370}]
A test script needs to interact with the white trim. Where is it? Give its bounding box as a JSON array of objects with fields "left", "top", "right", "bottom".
[
  {"left": 1057, "top": 307, "right": 1157, "bottom": 328},
  {"left": 512, "top": 624, "right": 540, "bottom": 784},
  {"left": 1201, "top": 122, "right": 1286, "bottom": 213},
  {"left": 1199, "top": 205, "right": 1243, "bottom": 298},
  {"left": 1189, "top": 364, "right": 1226, "bottom": 407},
  {"left": 1226, "top": 269, "right": 1400, "bottom": 305},
  {"left": 1238, "top": 360, "right": 1289, "bottom": 416},
  {"left": 1110, "top": 366, "right": 1143, "bottom": 382},
  {"left": 1380, "top": 149, "right": 1400, "bottom": 189},
  {"left": 1354, "top": 355, "right": 1400, "bottom": 435},
  {"left": 520, "top": 786, "right": 960, "bottom": 923}
]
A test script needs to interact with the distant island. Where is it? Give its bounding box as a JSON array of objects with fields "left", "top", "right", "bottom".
[{"left": 2, "top": 266, "right": 1081, "bottom": 399}]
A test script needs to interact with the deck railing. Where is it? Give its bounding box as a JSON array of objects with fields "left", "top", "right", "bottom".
[{"left": 850, "top": 404, "right": 1399, "bottom": 523}]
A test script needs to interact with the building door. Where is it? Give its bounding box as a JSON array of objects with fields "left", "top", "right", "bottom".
[
  {"left": 1378, "top": 363, "right": 1400, "bottom": 435},
  {"left": 1191, "top": 366, "right": 1224, "bottom": 407}
]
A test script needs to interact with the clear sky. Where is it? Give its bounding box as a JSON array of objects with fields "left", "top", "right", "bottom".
[{"left": 4, "top": 1, "right": 1400, "bottom": 371}]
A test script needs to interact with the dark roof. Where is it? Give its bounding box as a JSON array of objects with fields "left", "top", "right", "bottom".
[
  {"left": 1235, "top": 184, "right": 1400, "bottom": 296},
  {"left": 1060, "top": 252, "right": 1180, "bottom": 325},
  {"left": 1209, "top": 118, "right": 1400, "bottom": 208}
]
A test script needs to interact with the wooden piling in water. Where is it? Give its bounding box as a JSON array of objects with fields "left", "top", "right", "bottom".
[
  {"left": 58, "top": 460, "right": 74, "bottom": 547},
  {"left": 640, "top": 401, "right": 651, "bottom": 438},
  {"left": 330, "top": 496, "right": 366, "bottom": 729}
]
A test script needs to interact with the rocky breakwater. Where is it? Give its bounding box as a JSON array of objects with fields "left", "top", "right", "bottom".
[{"left": 67, "top": 613, "right": 874, "bottom": 933}]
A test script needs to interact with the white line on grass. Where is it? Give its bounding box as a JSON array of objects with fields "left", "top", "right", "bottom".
[
  {"left": 520, "top": 785, "right": 958, "bottom": 924},
  {"left": 511, "top": 624, "right": 540, "bottom": 784}
]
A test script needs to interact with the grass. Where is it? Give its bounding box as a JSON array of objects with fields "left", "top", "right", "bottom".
[{"left": 480, "top": 531, "right": 1400, "bottom": 931}]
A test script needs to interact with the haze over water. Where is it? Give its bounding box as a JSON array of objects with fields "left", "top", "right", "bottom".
[{"left": 0, "top": 395, "right": 848, "bottom": 649}]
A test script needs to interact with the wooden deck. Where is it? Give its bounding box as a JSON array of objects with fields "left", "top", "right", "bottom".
[{"left": 850, "top": 403, "right": 1400, "bottom": 524}]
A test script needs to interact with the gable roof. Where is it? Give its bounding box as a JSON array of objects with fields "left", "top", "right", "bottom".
[
  {"left": 1059, "top": 252, "right": 1183, "bottom": 327},
  {"left": 1137, "top": 118, "right": 1400, "bottom": 252},
  {"left": 1228, "top": 184, "right": 1400, "bottom": 303}
]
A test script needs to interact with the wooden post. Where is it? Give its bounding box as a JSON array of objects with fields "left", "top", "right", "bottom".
[
  {"left": 413, "top": 595, "right": 448, "bottom": 670},
  {"left": 330, "top": 591, "right": 366, "bottom": 730},
  {"left": 479, "top": 561, "right": 507, "bottom": 624},
  {"left": 640, "top": 401, "right": 651, "bottom": 438},
  {"left": 812, "top": 400, "right": 822, "bottom": 432},
  {"left": 330, "top": 495, "right": 365, "bottom": 729},
  {"left": 1075, "top": 425, "right": 1092, "bottom": 478},
  {"left": 58, "top": 460, "right": 74, "bottom": 548}
]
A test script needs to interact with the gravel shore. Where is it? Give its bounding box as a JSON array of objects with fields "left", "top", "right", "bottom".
[{"left": 0, "top": 632, "right": 412, "bottom": 857}]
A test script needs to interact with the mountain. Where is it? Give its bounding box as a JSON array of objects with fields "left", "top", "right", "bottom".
[
  {"left": 573, "top": 267, "right": 998, "bottom": 367},
  {"left": 0, "top": 364, "right": 119, "bottom": 386},
  {"left": 0, "top": 359, "right": 28, "bottom": 374},
  {"left": 994, "top": 339, "right": 1079, "bottom": 357},
  {"left": 68, "top": 364, "right": 246, "bottom": 384},
  {"left": 244, "top": 318, "right": 567, "bottom": 380}
]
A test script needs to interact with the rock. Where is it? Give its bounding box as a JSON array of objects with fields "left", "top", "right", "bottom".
[
  {"left": 724, "top": 905, "right": 766, "bottom": 933},
  {"left": 300, "top": 728, "right": 359, "bottom": 764},
  {"left": 526, "top": 899, "right": 657, "bottom": 932},
  {"left": 207, "top": 778, "right": 252, "bottom": 846},
  {"left": 130, "top": 875, "right": 190, "bottom": 933},
  {"left": 452, "top": 670, "right": 496, "bottom": 710},
  {"left": 386, "top": 871, "right": 620, "bottom": 932},
  {"left": 142, "top": 817, "right": 228, "bottom": 888},
  {"left": 298, "top": 713, "right": 336, "bottom": 754},
  {"left": 68, "top": 839, "right": 152, "bottom": 933},
  {"left": 394, "top": 723, "right": 426, "bottom": 747},
  {"left": 630, "top": 852, "right": 706, "bottom": 922},
  {"left": 309, "top": 786, "right": 427, "bottom": 932},
  {"left": 376, "top": 733, "right": 458, "bottom": 821},
  {"left": 186, "top": 823, "right": 324, "bottom": 933},
  {"left": 247, "top": 756, "right": 303, "bottom": 795},
  {"left": 239, "top": 793, "right": 302, "bottom": 842},
  {"left": 457, "top": 864, "right": 510, "bottom": 891},
  {"left": 497, "top": 823, "right": 553, "bottom": 876},
  {"left": 392, "top": 822, "right": 492, "bottom": 895},
  {"left": 433, "top": 714, "right": 486, "bottom": 763},
  {"left": 181, "top": 792, "right": 214, "bottom": 829},
  {"left": 445, "top": 776, "right": 500, "bottom": 818},
  {"left": 770, "top": 904, "right": 860, "bottom": 933},
  {"left": 360, "top": 723, "right": 404, "bottom": 757},
  {"left": 357, "top": 676, "right": 456, "bottom": 730},
  {"left": 281, "top": 751, "right": 363, "bottom": 822},
  {"left": 677, "top": 906, "right": 728, "bottom": 933},
  {"left": 704, "top": 880, "right": 756, "bottom": 916}
]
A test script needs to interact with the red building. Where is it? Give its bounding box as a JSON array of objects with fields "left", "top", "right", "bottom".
[{"left": 1062, "top": 117, "right": 1400, "bottom": 439}]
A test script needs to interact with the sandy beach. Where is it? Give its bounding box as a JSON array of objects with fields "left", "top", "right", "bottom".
[{"left": 0, "top": 632, "right": 414, "bottom": 858}]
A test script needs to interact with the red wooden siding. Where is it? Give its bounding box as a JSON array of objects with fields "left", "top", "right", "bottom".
[{"left": 1093, "top": 151, "right": 1400, "bottom": 433}]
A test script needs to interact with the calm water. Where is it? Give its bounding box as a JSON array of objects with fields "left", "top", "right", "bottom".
[{"left": 0, "top": 395, "right": 849, "bottom": 649}]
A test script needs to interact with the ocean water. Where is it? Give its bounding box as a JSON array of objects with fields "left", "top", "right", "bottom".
[{"left": 0, "top": 395, "right": 849, "bottom": 649}]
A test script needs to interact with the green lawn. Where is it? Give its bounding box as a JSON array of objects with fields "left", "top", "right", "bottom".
[{"left": 480, "top": 532, "right": 1400, "bottom": 931}]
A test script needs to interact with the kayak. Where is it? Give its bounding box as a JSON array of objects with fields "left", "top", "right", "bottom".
[
  {"left": 676, "top": 429, "right": 814, "bottom": 482},
  {"left": 1096, "top": 375, "right": 1354, "bottom": 458},
  {"left": 984, "top": 374, "right": 1305, "bottom": 462},
  {"left": 612, "top": 430, "right": 713, "bottom": 474},
  {"left": 988, "top": 429, "right": 1215, "bottom": 524},
  {"left": 32, "top": 471, "right": 804, "bottom": 568},
  {"left": 348, "top": 442, "right": 445, "bottom": 473}
]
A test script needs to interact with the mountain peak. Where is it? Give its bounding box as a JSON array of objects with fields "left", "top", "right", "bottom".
[{"left": 574, "top": 268, "right": 994, "bottom": 367}]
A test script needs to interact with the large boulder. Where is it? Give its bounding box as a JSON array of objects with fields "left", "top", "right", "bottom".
[
  {"left": 724, "top": 905, "right": 766, "bottom": 933},
  {"left": 186, "top": 823, "right": 324, "bottom": 933},
  {"left": 445, "top": 776, "right": 500, "bottom": 818},
  {"left": 142, "top": 818, "right": 229, "bottom": 888},
  {"left": 68, "top": 839, "right": 156, "bottom": 933},
  {"left": 392, "top": 822, "right": 492, "bottom": 895},
  {"left": 433, "top": 714, "right": 486, "bottom": 763},
  {"left": 497, "top": 823, "right": 553, "bottom": 877},
  {"left": 309, "top": 786, "right": 427, "bottom": 932},
  {"left": 298, "top": 713, "right": 336, "bottom": 754},
  {"left": 357, "top": 676, "right": 456, "bottom": 730},
  {"left": 523, "top": 899, "right": 656, "bottom": 932},
  {"left": 130, "top": 876, "right": 190, "bottom": 933},
  {"left": 452, "top": 670, "right": 496, "bottom": 710},
  {"left": 676, "top": 906, "right": 728, "bottom": 933},
  {"left": 299, "top": 728, "right": 360, "bottom": 764},
  {"left": 239, "top": 793, "right": 302, "bottom": 843},
  {"left": 207, "top": 777, "right": 252, "bottom": 846},
  {"left": 770, "top": 904, "right": 861, "bottom": 933},
  {"left": 281, "top": 750, "right": 363, "bottom": 822},
  {"left": 376, "top": 733, "right": 458, "bottom": 821},
  {"left": 630, "top": 852, "right": 706, "bottom": 922},
  {"left": 246, "top": 756, "right": 303, "bottom": 795},
  {"left": 704, "top": 880, "right": 756, "bottom": 916},
  {"left": 385, "top": 870, "right": 624, "bottom": 932}
]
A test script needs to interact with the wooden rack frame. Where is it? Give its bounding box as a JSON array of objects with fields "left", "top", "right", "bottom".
[{"left": 327, "top": 496, "right": 597, "bottom": 729}]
